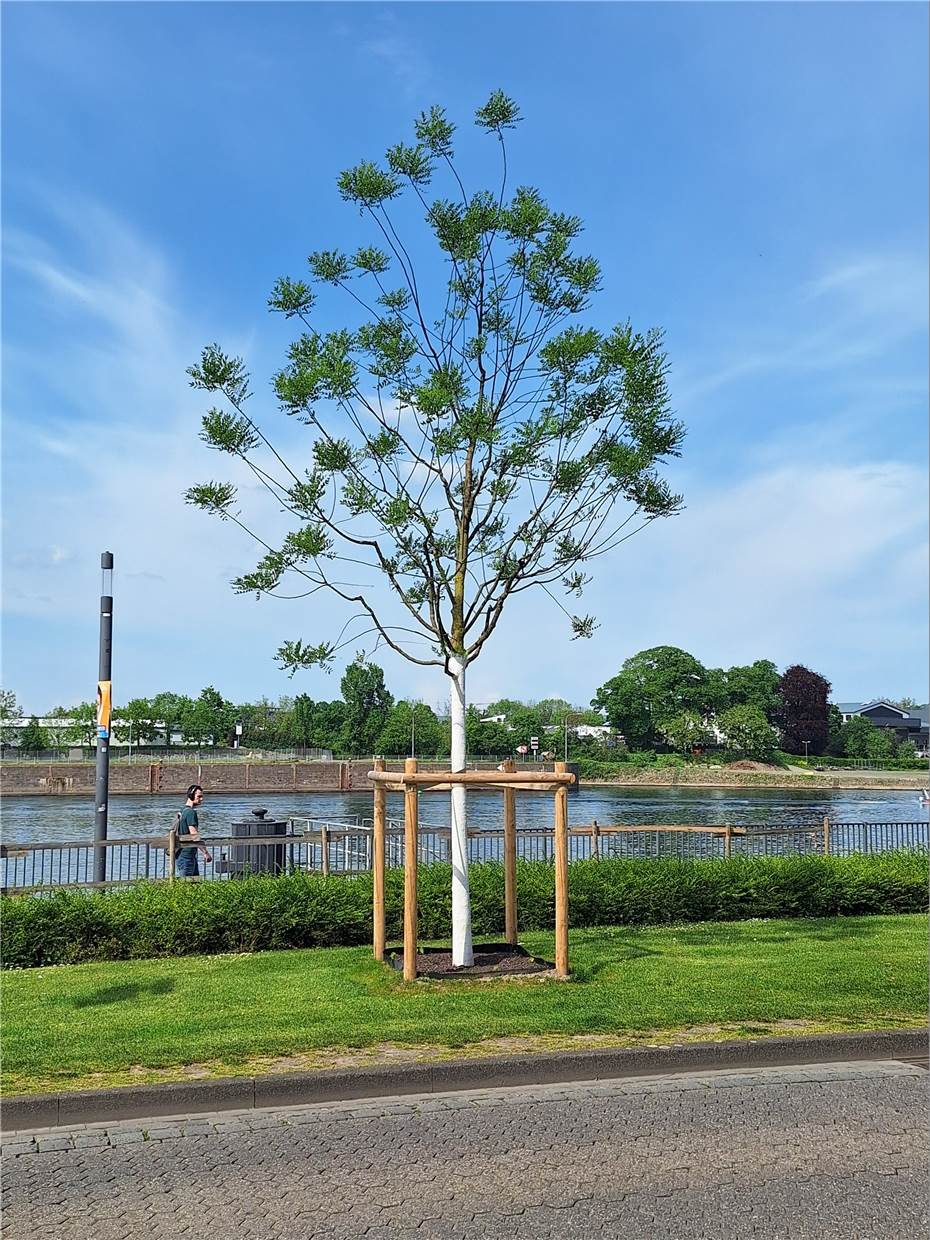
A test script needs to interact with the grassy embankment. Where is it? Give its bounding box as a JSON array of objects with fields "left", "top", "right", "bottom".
[{"left": 3, "top": 914, "right": 925, "bottom": 1096}]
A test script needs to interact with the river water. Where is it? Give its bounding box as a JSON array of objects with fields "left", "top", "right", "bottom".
[{"left": 2, "top": 785, "right": 927, "bottom": 846}]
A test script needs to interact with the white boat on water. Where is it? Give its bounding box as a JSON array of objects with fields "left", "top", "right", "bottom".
[{"left": 919, "top": 789, "right": 930, "bottom": 806}]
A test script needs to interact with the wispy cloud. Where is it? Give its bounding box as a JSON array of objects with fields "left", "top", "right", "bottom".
[{"left": 675, "top": 249, "right": 928, "bottom": 408}]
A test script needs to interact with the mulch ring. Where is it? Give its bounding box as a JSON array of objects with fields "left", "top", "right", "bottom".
[{"left": 389, "top": 943, "right": 555, "bottom": 980}]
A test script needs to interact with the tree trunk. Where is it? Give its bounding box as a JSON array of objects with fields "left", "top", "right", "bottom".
[{"left": 448, "top": 654, "right": 474, "bottom": 967}]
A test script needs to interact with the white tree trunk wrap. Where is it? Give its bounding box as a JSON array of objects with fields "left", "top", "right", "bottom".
[{"left": 448, "top": 654, "right": 473, "bottom": 967}]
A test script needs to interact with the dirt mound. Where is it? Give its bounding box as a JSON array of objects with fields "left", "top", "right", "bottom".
[{"left": 726, "top": 760, "right": 780, "bottom": 772}]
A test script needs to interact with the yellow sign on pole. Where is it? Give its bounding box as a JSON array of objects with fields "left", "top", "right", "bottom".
[{"left": 97, "top": 680, "right": 112, "bottom": 739}]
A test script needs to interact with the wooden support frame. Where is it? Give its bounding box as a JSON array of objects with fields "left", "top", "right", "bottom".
[
  {"left": 368, "top": 761, "right": 576, "bottom": 981},
  {"left": 502, "top": 759, "right": 517, "bottom": 945},
  {"left": 403, "top": 757, "right": 418, "bottom": 981},
  {"left": 372, "top": 758, "right": 386, "bottom": 961}
]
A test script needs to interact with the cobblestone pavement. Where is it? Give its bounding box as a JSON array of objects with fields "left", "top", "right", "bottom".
[{"left": 2, "top": 1060, "right": 927, "bottom": 1239}]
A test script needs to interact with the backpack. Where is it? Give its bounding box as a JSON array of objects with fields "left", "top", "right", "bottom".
[{"left": 170, "top": 811, "right": 186, "bottom": 852}]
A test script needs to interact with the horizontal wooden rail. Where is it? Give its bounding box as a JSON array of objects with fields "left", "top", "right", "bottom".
[{"left": 367, "top": 769, "right": 576, "bottom": 786}]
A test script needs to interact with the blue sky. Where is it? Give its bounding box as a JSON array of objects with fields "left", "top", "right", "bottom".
[{"left": 3, "top": 1, "right": 928, "bottom": 716}]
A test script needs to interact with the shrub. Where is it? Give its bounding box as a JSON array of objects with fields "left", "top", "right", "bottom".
[{"left": 1, "top": 852, "right": 926, "bottom": 969}]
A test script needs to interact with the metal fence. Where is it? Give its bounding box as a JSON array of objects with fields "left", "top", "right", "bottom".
[{"left": 2, "top": 818, "right": 927, "bottom": 896}]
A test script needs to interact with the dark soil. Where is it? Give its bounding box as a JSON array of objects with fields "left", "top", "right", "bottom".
[{"left": 389, "top": 943, "right": 554, "bottom": 979}]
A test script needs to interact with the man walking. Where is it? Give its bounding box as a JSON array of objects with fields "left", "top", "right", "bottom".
[{"left": 176, "top": 783, "right": 212, "bottom": 877}]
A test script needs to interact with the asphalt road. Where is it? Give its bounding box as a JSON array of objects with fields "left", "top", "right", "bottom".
[{"left": 2, "top": 1060, "right": 926, "bottom": 1239}]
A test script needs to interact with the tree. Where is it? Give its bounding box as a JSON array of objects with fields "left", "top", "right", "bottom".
[
  {"left": 149, "top": 692, "right": 191, "bottom": 748},
  {"left": 777, "top": 665, "right": 830, "bottom": 755},
  {"left": 186, "top": 93, "right": 684, "bottom": 966},
  {"left": 62, "top": 701, "right": 98, "bottom": 749},
  {"left": 465, "top": 707, "right": 512, "bottom": 756},
  {"left": 20, "top": 716, "right": 50, "bottom": 753},
  {"left": 339, "top": 659, "right": 394, "bottom": 755},
  {"left": 826, "top": 703, "right": 845, "bottom": 756},
  {"left": 45, "top": 706, "right": 74, "bottom": 750},
  {"left": 112, "top": 698, "right": 159, "bottom": 747},
  {"left": 661, "top": 710, "right": 714, "bottom": 754},
  {"left": 840, "top": 715, "right": 897, "bottom": 761},
  {"left": 593, "top": 647, "right": 715, "bottom": 750},
  {"left": 717, "top": 705, "right": 778, "bottom": 761},
  {"left": 376, "top": 700, "right": 445, "bottom": 757},
  {"left": 0, "top": 689, "right": 22, "bottom": 746},
  {"left": 182, "top": 686, "right": 236, "bottom": 746},
  {"left": 722, "top": 660, "right": 781, "bottom": 723}
]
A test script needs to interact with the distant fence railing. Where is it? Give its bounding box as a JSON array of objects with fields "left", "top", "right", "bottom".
[{"left": 2, "top": 818, "right": 927, "bottom": 896}]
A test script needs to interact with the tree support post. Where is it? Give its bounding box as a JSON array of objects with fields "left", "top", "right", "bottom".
[
  {"left": 503, "top": 758, "right": 518, "bottom": 945},
  {"left": 823, "top": 816, "right": 831, "bottom": 856},
  {"left": 372, "top": 757, "right": 386, "bottom": 960},
  {"left": 403, "top": 757, "right": 418, "bottom": 981},
  {"left": 554, "top": 760, "right": 570, "bottom": 978}
]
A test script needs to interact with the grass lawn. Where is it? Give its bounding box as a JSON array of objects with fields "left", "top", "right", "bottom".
[{"left": 3, "top": 914, "right": 926, "bottom": 1095}]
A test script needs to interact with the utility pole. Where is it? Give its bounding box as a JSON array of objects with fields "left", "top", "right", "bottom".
[{"left": 94, "top": 552, "right": 114, "bottom": 883}]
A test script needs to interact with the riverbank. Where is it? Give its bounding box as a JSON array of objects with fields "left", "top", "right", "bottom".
[
  {"left": 586, "top": 767, "right": 929, "bottom": 791},
  {"left": 2, "top": 759, "right": 926, "bottom": 796}
]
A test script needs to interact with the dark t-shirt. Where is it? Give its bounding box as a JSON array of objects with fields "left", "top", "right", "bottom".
[{"left": 178, "top": 806, "right": 199, "bottom": 848}]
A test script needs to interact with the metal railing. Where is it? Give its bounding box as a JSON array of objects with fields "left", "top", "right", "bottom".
[{"left": 1, "top": 819, "right": 927, "bottom": 895}]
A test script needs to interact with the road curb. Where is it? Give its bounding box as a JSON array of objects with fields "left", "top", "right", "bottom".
[{"left": 2, "top": 1027, "right": 927, "bottom": 1132}]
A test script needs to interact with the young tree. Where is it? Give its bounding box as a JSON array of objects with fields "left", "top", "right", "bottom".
[
  {"left": 777, "top": 665, "right": 830, "bottom": 755},
  {"left": 717, "top": 704, "right": 778, "bottom": 761},
  {"left": 186, "top": 93, "right": 684, "bottom": 965},
  {"left": 0, "top": 689, "right": 22, "bottom": 746},
  {"left": 45, "top": 706, "right": 74, "bottom": 750},
  {"left": 20, "top": 716, "right": 50, "bottom": 753}
]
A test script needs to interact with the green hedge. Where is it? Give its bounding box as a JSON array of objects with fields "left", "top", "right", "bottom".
[{"left": 2, "top": 853, "right": 926, "bottom": 970}]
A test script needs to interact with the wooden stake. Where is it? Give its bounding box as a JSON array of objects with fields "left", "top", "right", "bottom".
[
  {"left": 724, "top": 825, "right": 732, "bottom": 859},
  {"left": 553, "top": 760, "right": 569, "bottom": 978},
  {"left": 503, "top": 758, "right": 517, "bottom": 945},
  {"left": 823, "top": 816, "right": 831, "bottom": 856},
  {"left": 403, "top": 757, "right": 418, "bottom": 981},
  {"left": 373, "top": 758, "right": 386, "bottom": 961},
  {"left": 592, "top": 819, "right": 600, "bottom": 862}
]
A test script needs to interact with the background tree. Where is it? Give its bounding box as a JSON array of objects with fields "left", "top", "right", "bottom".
[
  {"left": 63, "top": 701, "right": 98, "bottom": 750},
  {"left": 376, "top": 700, "right": 445, "bottom": 757},
  {"left": 722, "top": 660, "right": 781, "bottom": 723},
  {"left": 464, "top": 708, "right": 512, "bottom": 757},
  {"left": 44, "top": 705, "right": 73, "bottom": 750},
  {"left": 339, "top": 659, "right": 394, "bottom": 755},
  {"left": 149, "top": 692, "right": 191, "bottom": 749},
  {"left": 592, "top": 647, "right": 715, "bottom": 749},
  {"left": 661, "top": 710, "right": 714, "bottom": 754},
  {"left": 826, "top": 703, "right": 845, "bottom": 756},
  {"left": 112, "top": 698, "right": 159, "bottom": 748},
  {"left": 0, "top": 689, "right": 22, "bottom": 747},
  {"left": 186, "top": 93, "right": 684, "bottom": 966},
  {"left": 839, "top": 715, "right": 897, "bottom": 761},
  {"left": 20, "top": 716, "right": 50, "bottom": 753},
  {"left": 717, "top": 704, "right": 778, "bottom": 761},
  {"left": 181, "top": 686, "right": 235, "bottom": 747},
  {"left": 777, "top": 665, "right": 830, "bottom": 755}
]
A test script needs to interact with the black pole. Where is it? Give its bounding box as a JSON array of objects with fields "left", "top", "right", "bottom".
[{"left": 94, "top": 552, "right": 114, "bottom": 883}]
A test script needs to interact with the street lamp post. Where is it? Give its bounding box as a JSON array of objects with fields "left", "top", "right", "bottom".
[{"left": 94, "top": 552, "right": 114, "bottom": 883}]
